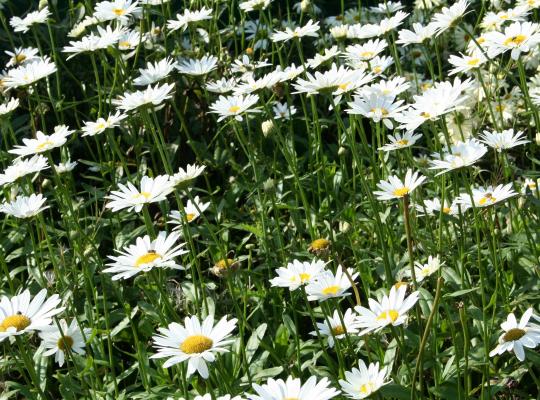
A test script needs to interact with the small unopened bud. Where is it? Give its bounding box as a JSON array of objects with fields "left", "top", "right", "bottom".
[
  {"left": 339, "top": 221, "right": 351, "bottom": 233},
  {"left": 300, "top": 0, "right": 311, "bottom": 12},
  {"left": 330, "top": 25, "right": 348, "bottom": 40},
  {"left": 41, "top": 178, "right": 51, "bottom": 189},
  {"left": 263, "top": 178, "right": 275, "bottom": 193},
  {"left": 261, "top": 120, "right": 275, "bottom": 137},
  {"left": 338, "top": 146, "right": 348, "bottom": 156},
  {"left": 535, "top": 132, "right": 540, "bottom": 145}
]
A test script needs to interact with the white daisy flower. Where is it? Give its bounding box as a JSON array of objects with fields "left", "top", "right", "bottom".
[
  {"left": 347, "top": 93, "right": 406, "bottom": 129},
  {"left": 485, "top": 21, "right": 540, "bottom": 60},
  {"left": 305, "top": 265, "right": 358, "bottom": 302},
  {"left": 354, "top": 285, "right": 420, "bottom": 335},
  {"left": 239, "top": 0, "right": 272, "bottom": 12},
  {"left": 150, "top": 314, "right": 237, "bottom": 378},
  {"left": 429, "top": 139, "right": 488, "bottom": 175},
  {"left": 5, "top": 47, "right": 40, "bottom": 67},
  {"left": 0, "top": 97, "right": 19, "bottom": 116},
  {"left": 374, "top": 169, "right": 426, "bottom": 200},
  {"left": 63, "top": 25, "right": 126, "bottom": 59},
  {"left": 94, "top": 0, "right": 141, "bottom": 23},
  {"left": 166, "top": 7, "right": 213, "bottom": 32},
  {"left": 489, "top": 308, "right": 540, "bottom": 361},
  {"left": 455, "top": 183, "right": 518, "bottom": 208},
  {"left": 105, "top": 174, "right": 174, "bottom": 213},
  {"left": 413, "top": 255, "right": 443, "bottom": 282},
  {"left": 170, "top": 163, "right": 206, "bottom": 186},
  {"left": 343, "top": 39, "right": 388, "bottom": 63},
  {"left": 378, "top": 131, "right": 422, "bottom": 152},
  {"left": 208, "top": 94, "right": 259, "bottom": 121},
  {"left": 117, "top": 29, "right": 143, "bottom": 51},
  {"left": 396, "top": 23, "right": 437, "bottom": 46},
  {"left": 0, "top": 193, "right": 48, "bottom": 219},
  {"left": 310, "top": 308, "right": 360, "bottom": 348},
  {"left": 9, "top": 125, "right": 74, "bottom": 157},
  {"left": 134, "top": 58, "right": 176, "bottom": 86},
  {"left": 81, "top": 111, "right": 127, "bottom": 137},
  {"left": 448, "top": 52, "right": 487, "bottom": 75},
  {"left": 205, "top": 78, "right": 237, "bottom": 94},
  {"left": 271, "top": 19, "right": 320, "bottom": 42},
  {"left": 360, "top": 76, "right": 410, "bottom": 98},
  {"left": 415, "top": 197, "right": 465, "bottom": 216},
  {"left": 38, "top": 319, "right": 91, "bottom": 367},
  {"left": 293, "top": 63, "right": 374, "bottom": 96},
  {"left": 168, "top": 196, "right": 211, "bottom": 227},
  {"left": 3, "top": 57, "right": 57, "bottom": 89},
  {"left": 0, "top": 155, "right": 49, "bottom": 187},
  {"left": 370, "top": 1, "right": 404, "bottom": 13},
  {"left": 176, "top": 55, "right": 218, "bottom": 76},
  {"left": 273, "top": 102, "right": 297, "bottom": 120},
  {"left": 0, "top": 289, "right": 64, "bottom": 342},
  {"left": 104, "top": 231, "right": 187, "bottom": 280},
  {"left": 430, "top": 0, "right": 470, "bottom": 36},
  {"left": 247, "top": 375, "right": 340, "bottom": 400},
  {"left": 269, "top": 259, "right": 327, "bottom": 291},
  {"left": 479, "top": 129, "right": 529, "bottom": 152},
  {"left": 9, "top": 7, "right": 51, "bottom": 33},
  {"left": 306, "top": 46, "right": 341, "bottom": 69},
  {"left": 112, "top": 83, "right": 175, "bottom": 112},
  {"left": 339, "top": 360, "right": 390, "bottom": 399},
  {"left": 54, "top": 159, "right": 78, "bottom": 174}
]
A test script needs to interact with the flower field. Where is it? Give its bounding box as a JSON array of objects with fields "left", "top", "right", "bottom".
[{"left": 1, "top": 0, "right": 540, "bottom": 399}]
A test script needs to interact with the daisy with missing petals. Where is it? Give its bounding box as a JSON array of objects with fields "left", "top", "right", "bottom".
[
  {"left": 209, "top": 94, "right": 259, "bottom": 121},
  {"left": 3, "top": 57, "right": 57, "bottom": 89},
  {"left": 489, "top": 308, "right": 540, "bottom": 361},
  {"left": 0, "top": 289, "right": 64, "bottom": 342},
  {"left": 354, "top": 285, "right": 420, "bottom": 335},
  {"left": 379, "top": 131, "right": 422, "bottom": 152},
  {"left": 170, "top": 164, "right": 206, "bottom": 186},
  {"left": 305, "top": 265, "right": 358, "bottom": 301},
  {"left": 413, "top": 255, "right": 443, "bottom": 282},
  {"left": 133, "top": 58, "right": 176, "bottom": 86},
  {"left": 347, "top": 93, "right": 406, "bottom": 129},
  {"left": 105, "top": 175, "right": 174, "bottom": 213},
  {"left": 247, "top": 376, "right": 340, "bottom": 400},
  {"left": 113, "top": 83, "right": 175, "bottom": 112},
  {"left": 9, "top": 7, "right": 51, "bottom": 33},
  {"left": 168, "top": 196, "right": 211, "bottom": 227},
  {"left": 94, "top": 0, "right": 141, "bottom": 23},
  {"left": 151, "top": 314, "right": 237, "bottom": 378},
  {"left": 270, "top": 259, "right": 327, "bottom": 291},
  {"left": 0, "top": 193, "right": 48, "bottom": 219},
  {"left": 38, "top": 319, "right": 91, "bottom": 367},
  {"left": 9, "top": 125, "right": 74, "bottom": 157},
  {"left": 104, "top": 231, "right": 187, "bottom": 280},
  {"left": 176, "top": 55, "right": 218, "bottom": 76},
  {"left": 310, "top": 308, "right": 360, "bottom": 348},
  {"left": 479, "top": 129, "right": 529, "bottom": 152},
  {"left": 271, "top": 19, "right": 320, "bottom": 42},
  {"left": 339, "top": 360, "right": 390, "bottom": 399},
  {"left": 456, "top": 183, "right": 517, "bottom": 208},
  {"left": 0, "top": 155, "right": 49, "bottom": 187},
  {"left": 81, "top": 111, "right": 127, "bottom": 137},
  {"left": 374, "top": 169, "right": 426, "bottom": 201},
  {"left": 429, "top": 139, "right": 487, "bottom": 175}
]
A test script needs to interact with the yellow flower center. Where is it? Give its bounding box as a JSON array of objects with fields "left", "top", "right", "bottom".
[
  {"left": 338, "top": 82, "right": 350, "bottom": 90},
  {"left": 322, "top": 285, "right": 340, "bottom": 296},
  {"left": 396, "top": 139, "right": 409, "bottom": 146},
  {"left": 370, "top": 107, "right": 389, "bottom": 116},
  {"left": 467, "top": 58, "right": 480, "bottom": 66},
  {"left": 135, "top": 252, "right": 162, "bottom": 267},
  {"left": 360, "top": 51, "right": 374, "bottom": 59},
  {"left": 420, "top": 111, "right": 431, "bottom": 119},
  {"left": 36, "top": 140, "right": 54, "bottom": 151},
  {"left": 96, "top": 122, "right": 107, "bottom": 130},
  {"left": 186, "top": 213, "right": 196, "bottom": 222},
  {"left": 373, "top": 66, "right": 382, "bottom": 74},
  {"left": 0, "top": 314, "right": 31, "bottom": 332},
  {"left": 499, "top": 14, "right": 509, "bottom": 20},
  {"left": 421, "top": 267, "right": 431, "bottom": 276},
  {"left": 394, "top": 281, "right": 407, "bottom": 290},
  {"left": 310, "top": 238, "right": 330, "bottom": 250},
  {"left": 180, "top": 335, "right": 213, "bottom": 354},
  {"left": 478, "top": 193, "right": 495, "bottom": 205},
  {"left": 477, "top": 37, "right": 485, "bottom": 44},
  {"left": 133, "top": 191, "right": 152, "bottom": 200},
  {"left": 228, "top": 105, "right": 241, "bottom": 113},
  {"left": 502, "top": 328, "right": 526, "bottom": 342},
  {"left": 393, "top": 187, "right": 409, "bottom": 197},
  {"left": 113, "top": 8, "right": 126, "bottom": 16},
  {"left": 332, "top": 325, "right": 346, "bottom": 335},
  {"left": 443, "top": 207, "right": 451, "bottom": 214},
  {"left": 360, "top": 382, "right": 375, "bottom": 394},
  {"left": 215, "top": 258, "right": 235, "bottom": 270},
  {"left": 503, "top": 34, "right": 527, "bottom": 46},
  {"left": 15, "top": 54, "right": 27, "bottom": 63},
  {"left": 299, "top": 272, "right": 311, "bottom": 282},
  {"left": 57, "top": 335, "right": 74, "bottom": 351},
  {"left": 377, "top": 309, "right": 399, "bottom": 323},
  {"left": 119, "top": 41, "right": 130, "bottom": 48}
]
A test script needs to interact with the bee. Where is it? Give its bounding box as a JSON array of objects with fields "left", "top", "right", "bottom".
[{"left": 148, "top": 249, "right": 157, "bottom": 254}]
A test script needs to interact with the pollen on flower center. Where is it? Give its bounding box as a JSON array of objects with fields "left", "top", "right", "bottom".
[
  {"left": 421, "top": 267, "right": 431, "bottom": 276},
  {"left": 377, "top": 309, "right": 399, "bottom": 322},
  {"left": 393, "top": 187, "right": 409, "bottom": 197},
  {"left": 133, "top": 191, "right": 152, "bottom": 200},
  {"left": 135, "top": 252, "right": 162, "bottom": 266},
  {"left": 338, "top": 82, "right": 350, "bottom": 90},
  {"left": 322, "top": 285, "right": 340, "bottom": 295},
  {"left": 57, "top": 335, "right": 74, "bottom": 351},
  {"left": 503, "top": 34, "right": 527, "bottom": 46},
  {"left": 186, "top": 213, "right": 196, "bottom": 222},
  {"left": 332, "top": 325, "right": 346, "bottom": 335},
  {"left": 113, "top": 8, "right": 126, "bottom": 16},
  {"left": 361, "top": 51, "right": 374, "bottom": 58},
  {"left": 180, "top": 334, "right": 213, "bottom": 354},
  {"left": 396, "top": 139, "right": 409, "bottom": 146},
  {"left": 0, "top": 314, "right": 31, "bottom": 332},
  {"left": 360, "top": 382, "right": 374, "bottom": 394},
  {"left": 479, "top": 193, "right": 495, "bottom": 205},
  {"left": 299, "top": 272, "right": 311, "bottom": 282},
  {"left": 229, "top": 105, "right": 241, "bottom": 113},
  {"left": 15, "top": 54, "right": 27, "bottom": 63},
  {"left": 502, "top": 328, "right": 526, "bottom": 342},
  {"left": 36, "top": 140, "right": 54, "bottom": 150},
  {"left": 442, "top": 207, "right": 451, "bottom": 214},
  {"left": 467, "top": 58, "right": 480, "bottom": 66},
  {"left": 420, "top": 111, "right": 431, "bottom": 119}
]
